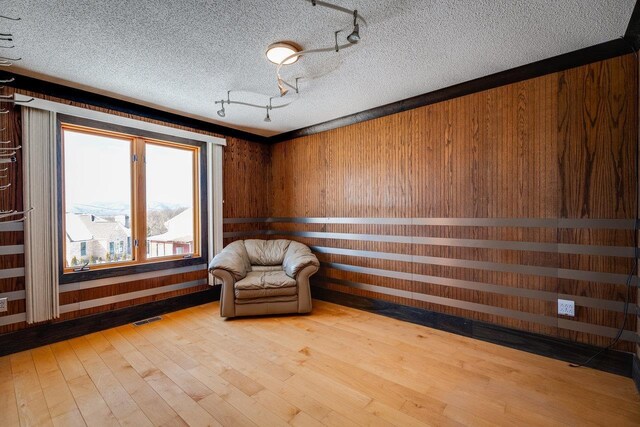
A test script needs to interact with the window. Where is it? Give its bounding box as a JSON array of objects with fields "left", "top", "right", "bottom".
[
  {"left": 61, "top": 120, "right": 202, "bottom": 274},
  {"left": 145, "top": 142, "right": 197, "bottom": 259}
]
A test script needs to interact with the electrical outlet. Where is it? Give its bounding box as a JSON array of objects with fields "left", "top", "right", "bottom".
[
  {"left": 0, "top": 297, "right": 7, "bottom": 313},
  {"left": 558, "top": 299, "right": 575, "bottom": 317}
]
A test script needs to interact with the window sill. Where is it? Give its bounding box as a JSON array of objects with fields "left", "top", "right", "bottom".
[{"left": 59, "top": 256, "right": 207, "bottom": 285}]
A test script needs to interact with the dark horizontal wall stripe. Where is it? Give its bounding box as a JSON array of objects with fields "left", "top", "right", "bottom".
[
  {"left": 557, "top": 318, "right": 639, "bottom": 344},
  {"left": 0, "top": 313, "right": 26, "bottom": 327},
  {"left": 222, "top": 229, "right": 635, "bottom": 257},
  {"left": 59, "top": 270, "right": 209, "bottom": 306},
  {"left": 0, "top": 223, "right": 24, "bottom": 232},
  {"left": 314, "top": 276, "right": 640, "bottom": 343},
  {"left": 294, "top": 231, "right": 634, "bottom": 257},
  {"left": 0, "top": 268, "right": 24, "bottom": 279},
  {"left": 223, "top": 230, "right": 270, "bottom": 238},
  {"left": 224, "top": 217, "right": 638, "bottom": 229},
  {"left": 0, "top": 290, "right": 25, "bottom": 301},
  {"left": 314, "top": 276, "right": 556, "bottom": 326},
  {"left": 59, "top": 264, "right": 207, "bottom": 293},
  {"left": 59, "top": 278, "right": 208, "bottom": 314},
  {"left": 0, "top": 245, "right": 24, "bottom": 256},
  {"left": 222, "top": 231, "right": 636, "bottom": 286},
  {"left": 314, "top": 273, "right": 634, "bottom": 313},
  {"left": 316, "top": 248, "right": 636, "bottom": 286},
  {"left": 318, "top": 262, "right": 637, "bottom": 313},
  {"left": 323, "top": 258, "right": 634, "bottom": 304}
]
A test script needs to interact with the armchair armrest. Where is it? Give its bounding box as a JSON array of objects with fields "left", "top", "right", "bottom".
[
  {"left": 208, "top": 240, "right": 251, "bottom": 280},
  {"left": 211, "top": 268, "right": 237, "bottom": 318},
  {"left": 283, "top": 241, "right": 320, "bottom": 278}
]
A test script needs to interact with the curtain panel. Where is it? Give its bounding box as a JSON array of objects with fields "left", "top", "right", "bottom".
[{"left": 23, "top": 107, "right": 59, "bottom": 323}]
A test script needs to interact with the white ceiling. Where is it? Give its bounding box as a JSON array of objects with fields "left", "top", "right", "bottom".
[{"left": 4, "top": 0, "right": 635, "bottom": 137}]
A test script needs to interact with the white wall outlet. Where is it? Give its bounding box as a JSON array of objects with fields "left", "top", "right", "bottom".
[
  {"left": 0, "top": 297, "right": 7, "bottom": 312},
  {"left": 558, "top": 299, "right": 575, "bottom": 317}
]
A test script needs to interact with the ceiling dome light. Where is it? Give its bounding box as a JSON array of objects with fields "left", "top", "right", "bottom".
[{"left": 266, "top": 42, "right": 301, "bottom": 65}]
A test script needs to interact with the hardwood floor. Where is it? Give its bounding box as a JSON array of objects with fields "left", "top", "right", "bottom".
[{"left": 1, "top": 300, "right": 638, "bottom": 427}]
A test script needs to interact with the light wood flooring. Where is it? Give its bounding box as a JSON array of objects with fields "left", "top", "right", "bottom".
[{"left": 1, "top": 300, "right": 639, "bottom": 426}]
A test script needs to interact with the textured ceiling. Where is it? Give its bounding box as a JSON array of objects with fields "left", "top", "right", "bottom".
[{"left": 3, "top": 0, "right": 635, "bottom": 136}]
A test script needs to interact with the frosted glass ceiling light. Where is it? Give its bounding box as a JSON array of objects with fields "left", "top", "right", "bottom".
[{"left": 266, "top": 42, "right": 301, "bottom": 65}]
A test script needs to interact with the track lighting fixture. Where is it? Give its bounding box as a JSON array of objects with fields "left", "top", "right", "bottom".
[
  {"left": 216, "top": 101, "right": 225, "bottom": 117},
  {"left": 347, "top": 10, "right": 360, "bottom": 43},
  {"left": 264, "top": 97, "right": 274, "bottom": 122},
  {"left": 214, "top": 1, "right": 366, "bottom": 122},
  {"left": 214, "top": 92, "right": 293, "bottom": 121}
]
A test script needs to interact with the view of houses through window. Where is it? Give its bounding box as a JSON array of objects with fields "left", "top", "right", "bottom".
[
  {"left": 62, "top": 124, "right": 199, "bottom": 271},
  {"left": 146, "top": 142, "right": 196, "bottom": 258}
]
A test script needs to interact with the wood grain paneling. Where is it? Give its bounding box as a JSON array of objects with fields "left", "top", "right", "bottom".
[
  {"left": 557, "top": 55, "right": 637, "bottom": 347},
  {"left": 265, "top": 54, "right": 639, "bottom": 351},
  {"left": 222, "top": 136, "right": 272, "bottom": 246}
]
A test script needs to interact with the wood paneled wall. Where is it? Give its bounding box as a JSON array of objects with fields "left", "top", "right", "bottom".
[
  {"left": 226, "top": 54, "right": 639, "bottom": 351},
  {"left": 222, "top": 137, "right": 271, "bottom": 245},
  {"left": 0, "top": 89, "right": 223, "bottom": 335}
]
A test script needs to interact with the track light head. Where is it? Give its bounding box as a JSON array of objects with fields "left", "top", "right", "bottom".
[
  {"left": 277, "top": 78, "right": 289, "bottom": 96},
  {"left": 347, "top": 9, "right": 360, "bottom": 44},
  {"left": 347, "top": 23, "right": 360, "bottom": 43},
  {"left": 216, "top": 103, "right": 225, "bottom": 118}
]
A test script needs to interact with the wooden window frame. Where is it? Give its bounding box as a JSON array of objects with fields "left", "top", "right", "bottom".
[{"left": 57, "top": 114, "right": 208, "bottom": 285}]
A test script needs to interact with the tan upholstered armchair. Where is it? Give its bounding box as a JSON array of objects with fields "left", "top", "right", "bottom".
[{"left": 209, "top": 239, "right": 320, "bottom": 318}]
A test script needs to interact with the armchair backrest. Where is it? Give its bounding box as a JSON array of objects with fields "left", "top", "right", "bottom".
[
  {"left": 210, "top": 239, "right": 319, "bottom": 281},
  {"left": 244, "top": 239, "right": 291, "bottom": 266}
]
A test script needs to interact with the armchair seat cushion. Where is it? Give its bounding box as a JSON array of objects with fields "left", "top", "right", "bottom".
[{"left": 234, "top": 270, "right": 297, "bottom": 300}]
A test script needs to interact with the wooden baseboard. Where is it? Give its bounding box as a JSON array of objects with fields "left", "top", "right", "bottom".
[
  {"left": 633, "top": 354, "right": 640, "bottom": 392},
  {"left": 0, "top": 287, "right": 221, "bottom": 357},
  {"left": 311, "top": 286, "right": 634, "bottom": 378}
]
